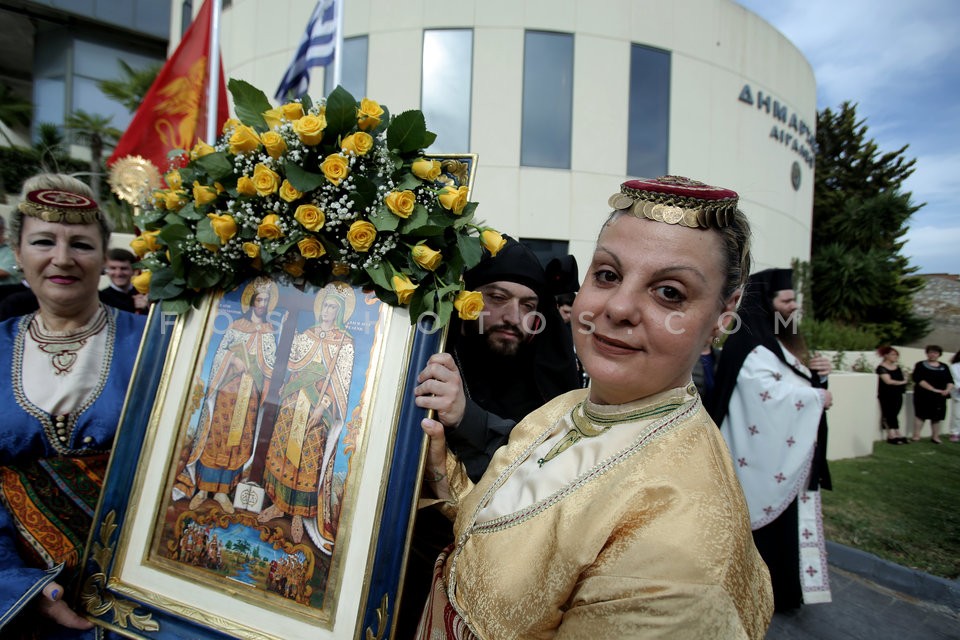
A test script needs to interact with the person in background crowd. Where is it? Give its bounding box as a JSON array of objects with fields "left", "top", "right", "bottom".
[
  {"left": 99, "top": 247, "right": 149, "bottom": 314},
  {"left": 911, "top": 345, "right": 954, "bottom": 444},
  {"left": 0, "top": 215, "right": 20, "bottom": 286},
  {"left": 949, "top": 351, "right": 960, "bottom": 443},
  {"left": 396, "top": 236, "right": 581, "bottom": 637},
  {"left": 709, "top": 268, "right": 833, "bottom": 613},
  {"left": 414, "top": 176, "right": 772, "bottom": 638},
  {"left": 876, "top": 346, "right": 909, "bottom": 444},
  {"left": 693, "top": 343, "right": 720, "bottom": 406},
  {"left": 546, "top": 253, "right": 588, "bottom": 387},
  {"left": 0, "top": 173, "right": 146, "bottom": 638}
]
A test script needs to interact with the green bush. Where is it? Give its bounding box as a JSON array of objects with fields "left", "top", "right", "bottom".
[
  {"left": 0, "top": 145, "right": 87, "bottom": 202},
  {"left": 800, "top": 317, "right": 880, "bottom": 351}
]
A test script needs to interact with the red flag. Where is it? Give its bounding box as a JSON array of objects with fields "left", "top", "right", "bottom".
[{"left": 108, "top": 0, "right": 229, "bottom": 176}]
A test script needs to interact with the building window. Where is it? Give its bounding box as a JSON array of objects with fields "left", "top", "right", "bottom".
[
  {"left": 421, "top": 29, "right": 472, "bottom": 153},
  {"left": 519, "top": 238, "right": 569, "bottom": 270},
  {"left": 521, "top": 31, "right": 573, "bottom": 169},
  {"left": 180, "top": 1, "right": 193, "bottom": 39},
  {"left": 627, "top": 44, "right": 670, "bottom": 179},
  {"left": 324, "top": 36, "right": 368, "bottom": 99}
]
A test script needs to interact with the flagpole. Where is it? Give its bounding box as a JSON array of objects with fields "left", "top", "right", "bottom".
[
  {"left": 206, "top": 0, "right": 222, "bottom": 143},
  {"left": 332, "top": 0, "right": 344, "bottom": 88}
]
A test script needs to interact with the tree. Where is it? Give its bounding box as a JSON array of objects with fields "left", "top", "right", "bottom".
[
  {"left": 63, "top": 110, "right": 122, "bottom": 199},
  {"left": 97, "top": 60, "right": 162, "bottom": 113},
  {"left": 812, "top": 102, "right": 928, "bottom": 344}
]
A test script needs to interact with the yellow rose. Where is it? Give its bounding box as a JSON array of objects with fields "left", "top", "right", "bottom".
[
  {"left": 131, "top": 270, "right": 151, "bottom": 294},
  {"left": 252, "top": 163, "right": 281, "bottom": 196},
  {"left": 384, "top": 190, "right": 417, "bottom": 218},
  {"left": 341, "top": 132, "right": 374, "bottom": 156},
  {"left": 164, "top": 190, "right": 187, "bottom": 211},
  {"left": 280, "top": 102, "right": 305, "bottom": 121},
  {"left": 152, "top": 190, "right": 166, "bottom": 209},
  {"left": 293, "top": 113, "right": 326, "bottom": 145},
  {"left": 165, "top": 170, "right": 182, "bottom": 190},
  {"left": 190, "top": 139, "right": 215, "bottom": 160},
  {"left": 130, "top": 230, "right": 161, "bottom": 257},
  {"left": 320, "top": 154, "right": 350, "bottom": 186},
  {"left": 237, "top": 175, "right": 257, "bottom": 196},
  {"left": 202, "top": 242, "right": 220, "bottom": 253},
  {"left": 279, "top": 180, "right": 303, "bottom": 203},
  {"left": 412, "top": 158, "right": 442, "bottom": 181},
  {"left": 392, "top": 274, "right": 417, "bottom": 305},
  {"left": 260, "top": 131, "right": 288, "bottom": 160},
  {"left": 412, "top": 244, "right": 442, "bottom": 271},
  {"left": 294, "top": 204, "right": 325, "bottom": 231},
  {"left": 454, "top": 290, "right": 485, "bottom": 320},
  {"left": 357, "top": 98, "right": 384, "bottom": 131},
  {"left": 262, "top": 107, "right": 283, "bottom": 130},
  {"left": 229, "top": 124, "right": 261, "bottom": 154},
  {"left": 346, "top": 220, "right": 376, "bottom": 252},
  {"left": 284, "top": 256, "right": 306, "bottom": 277},
  {"left": 297, "top": 237, "right": 326, "bottom": 259},
  {"left": 192, "top": 181, "right": 217, "bottom": 207},
  {"left": 242, "top": 242, "right": 261, "bottom": 259},
  {"left": 222, "top": 118, "right": 241, "bottom": 134},
  {"left": 207, "top": 213, "right": 238, "bottom": 244},
  {"left": 438, "top": 185, "right": 469, "bottom": 215},
  {"left": 480, "top": 229, "right": 507, "bottom": 256},
  {"left": 257, "top": 214, "right": 284, "bottom": 239},
  {"left": 332, "top": 262, "right": 351, "bottom": 276}
]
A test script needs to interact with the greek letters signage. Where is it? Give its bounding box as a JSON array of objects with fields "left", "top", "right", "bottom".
[{"left": 738, "top": 85, "right": 815, "bottom": 170}]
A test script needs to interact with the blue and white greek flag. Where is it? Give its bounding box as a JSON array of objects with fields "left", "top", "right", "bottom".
[{"left": 274, "top": 0, "right": 337, "bottom": 101}]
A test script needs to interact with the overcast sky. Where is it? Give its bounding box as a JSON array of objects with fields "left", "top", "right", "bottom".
[{"left": 735, "top": 0, "right": 960, "bottom": 275}]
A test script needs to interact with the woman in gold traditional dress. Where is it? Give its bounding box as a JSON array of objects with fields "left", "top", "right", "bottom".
[
  {"left": 414, "top": 176, "right": 773, "bottom": 639},
  {"left": 174, "top": 277, "right": 279, "bottom": 512},
  {"left": 258, "top": 282, "right": 355, "bottom": 549}
]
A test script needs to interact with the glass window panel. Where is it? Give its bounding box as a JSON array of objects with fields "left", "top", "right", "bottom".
[
  {"left": 73, "top": 76, "right": 133, "bottom": 129},
  {"left": 324, "top": 36, "right": 368, "bottom": 99},
  {"left": 34, "top": 78, "right": 66, "bottom": 130},
  {"left": 74, "top": 40, "right": 160, "bottom": 80},
  {"left": 519, "top": 238, "right": 570, "bottom": 269},
  {"left": 627, "top": 44, "right": 670, "bottom": 179},
  {"left": 422, "top": 29, "right": 472, "bottom": 153},
  {"left": 521, "top": 31, "right": 573, "bottom": 169}
]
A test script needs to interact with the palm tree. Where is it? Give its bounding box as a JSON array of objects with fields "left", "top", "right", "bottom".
[
  {"left": 63, "top": 110, "right": 121, "bottom": 198},
  {"left": 98, "top": 60, "right": 162, "bottom": 113}
]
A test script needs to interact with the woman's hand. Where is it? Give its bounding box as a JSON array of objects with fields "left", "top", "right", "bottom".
[
  {"left": 808, "top": 355, "right": 832, "bottom": 378},
  {"left": 414, "top": 353, "right": 466, "bottom": 428},
  {"left": 421, "top": 417, "right": 451, "bottom": 501},
  {"left": 819, "top": 389, "right": 834, "bottom": 410},
  {"left": 37, "top": 581, "right": 93, "bottom": 631}
]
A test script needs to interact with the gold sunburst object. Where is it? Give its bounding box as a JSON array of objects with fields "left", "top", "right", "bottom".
[{"left": 109, "top": 155, "right": 161, "bottom": 206}]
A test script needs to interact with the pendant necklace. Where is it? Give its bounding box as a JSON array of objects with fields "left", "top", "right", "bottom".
[{"left": 28, "top": 307, "right": 108, "bottom": 375}]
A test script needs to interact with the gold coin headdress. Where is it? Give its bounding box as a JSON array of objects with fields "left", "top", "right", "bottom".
[
  {"left": 607, "top": 175, "right": 739, "bottom": 229},
  {"left": 18, "top": 189, "right": 103, "bottom": 224}
]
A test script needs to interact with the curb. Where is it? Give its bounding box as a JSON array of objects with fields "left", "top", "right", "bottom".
[{"left": 827, "top": 540, "right": 960, "bottom": 612}]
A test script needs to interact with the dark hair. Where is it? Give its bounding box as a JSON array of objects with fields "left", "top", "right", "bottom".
[
  {"left": 951, "top": 351, "right": 960, "bottom": 364},
  {"left": 925, "top": 344, "right": 943, "bottom": 356},
  {"left": 877, "top": 345, "right": 898, "bottom": 358},
  {"left": 107, "top": 248, "right": 137, "bottom": 263}
]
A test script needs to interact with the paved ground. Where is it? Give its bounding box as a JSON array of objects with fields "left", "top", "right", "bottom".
[{"left": 765, "top": 544, "right": 960, "bottom": 639}]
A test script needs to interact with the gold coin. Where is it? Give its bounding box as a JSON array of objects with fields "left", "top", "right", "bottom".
[
  {"left": 682, "top": 209, "right": 699, "bottom": 227},
  {"left": 662, "top": 206, "right": 683, "bottom": 224},
  {"left": 650, "top": 203, "right": 665, "bottom": 222}
]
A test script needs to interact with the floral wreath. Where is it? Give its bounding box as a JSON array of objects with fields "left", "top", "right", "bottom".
[{"left": 129, "top": 79, "right": 504, "bottom": 327}]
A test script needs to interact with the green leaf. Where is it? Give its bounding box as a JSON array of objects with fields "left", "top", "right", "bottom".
[
  {"left": 325, "top": 86, "right": 358, "bottom": 136},
  {"left": 229, "top": 78, "right": 271, "bottom": 131},
  {"left": 393, "top": 171, "right": 421, "bottom": 191},
  {"left": 457, "top": 234, "right": 483, "bottom": 269},
  {"left": 435, "top": 298, "right": 453, "bottom": 329},
  {"left": 149, "top": 267, "right": 185, "bottom": 299},
  {"left": 160, "top": 297, "right": 192, "bottom": 315},
  {"left": 195, "top": 217, "right": 220, "bottom": 245},
  {"left": 187, "top": 265, "right": 223, "bottom": 290},
  {"left": 285, "top": 162, "right": 327, "bottom": 192},
  {"left": 158, "top": 221, "right": 191, "bottom": 246},
  {"left": 350, "top": 175, "right": 378, "bottom": 211},
  {"left": 369, "top": 205, "right": 400, "bottom": 232},
  {"left": 387, "top": 110, "right": 431, "bottom": 154},
  {"left": 195, "top": 152, "right": 234, "bottom": 180},
  {"left": 399, "top": 204, "right": 430, "bottom": 233},
  {"left": 365, "top": 261, "right": 394, "bottom": 291},
  {"left": 176, "top": 202, "right": 203, "bottom": 221}
]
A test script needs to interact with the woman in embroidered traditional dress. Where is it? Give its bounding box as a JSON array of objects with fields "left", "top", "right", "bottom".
[
  {"left": 709, "top": 268, "right": 834, "bottom": 613},
  {"left": 0, "top": 174, "right": 146, "bottom": 638},
  {"left": 258, "top": 282, "right": 355, "bottom": 550},
  {"left": 413, "top": 176, "right": 773, "bottom": 639}
]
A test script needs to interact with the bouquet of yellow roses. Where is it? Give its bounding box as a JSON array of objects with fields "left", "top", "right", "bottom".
[{"left": 130, "top": 79, "right": 504, "bottom": 327}]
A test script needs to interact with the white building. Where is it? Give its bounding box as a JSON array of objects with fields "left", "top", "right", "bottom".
[{"left": 174, "top": 0, "right": 817, "bottom": 272}]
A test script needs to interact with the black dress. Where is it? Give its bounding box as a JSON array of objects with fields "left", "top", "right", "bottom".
[
  {"left": 912, "top": 361, "right": 952, "bottom": 421},
  {"left": 876, "top": 365, "right": 906, "bottom": 430}
]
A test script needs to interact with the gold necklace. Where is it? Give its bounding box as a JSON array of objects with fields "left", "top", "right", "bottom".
[
  {"left": 537, "top": 397, "right": 684, "bottom": 467},
  {"left": 28, "top": 307, "right": 108, "bottom": 375}
]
